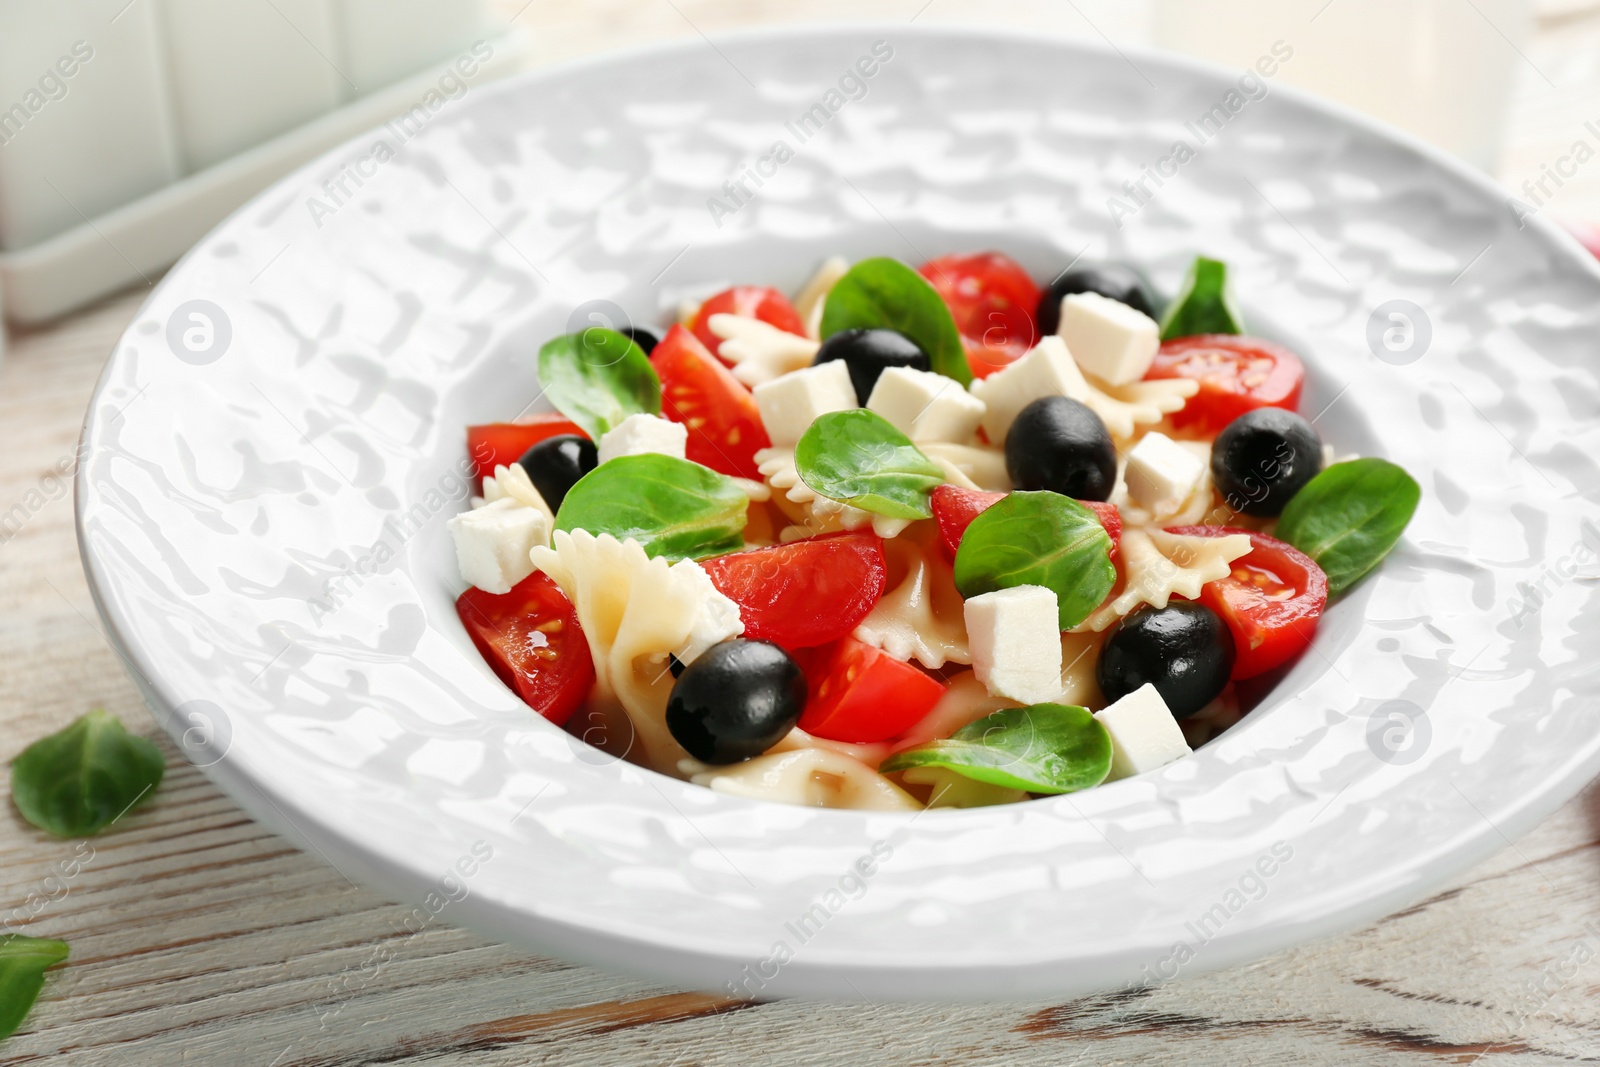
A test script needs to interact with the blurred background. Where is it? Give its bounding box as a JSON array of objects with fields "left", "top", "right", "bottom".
[{"left": 0, "top": 0, "right": 1595, "bottom": 349}]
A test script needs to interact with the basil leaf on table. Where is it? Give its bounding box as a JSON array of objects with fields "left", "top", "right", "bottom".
[
  {"left": 556, "top": 453, "right": 748, "bottom": 560},
  {"left": 536, "top": 328, "right": 661, "bottom": 440},
  {"left": 881, "top": 704, "right": 1112, "bottom": 794},
  {"left": 1158, "top": 256, "right": 1245, "bottom": 340},
  {"left": 820, "top": 256, "right": 972, "bottom": 386},
  {"left": 795, "top": 410, "right": 946, "bottom": 520},
  {"left": 10, "top": 710, "right": 164, "bottom": 838},
  {"left": 0, "top": 935, "right": 69, "bottom": 1042},
  {"left": 1275, "top": 457, "right": 1421, "bottom": 595},
  {"left": 952, "top": 491, "right": 1116, "bottom": 629}
]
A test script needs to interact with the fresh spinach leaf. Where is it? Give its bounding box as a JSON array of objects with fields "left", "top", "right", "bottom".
[
  {"left": 820, "top": 257, "right": 971, "bottom": 385},
  {"left": 881, "top": 704, "right": 1111, "bottom": 794},
  {"left": 556, "top": 453, "right": 748, "bottom": 560},
  {"left": 0, "top": 936, "right": 69, "bottom": 1042},
  {"left": 953, "top": 491, "right": 1116, "bottom": 629},
  {"left": 1275, "top": 457, "right": 1421, "bottom": 595},
  {"left": 1158, "top": 256, "right": 1244, "bottom": 340},
  {"left": 795, "top": 410, "right": 945, "bottom": 520},
  {"left": 536, "top": 328, "right": 661, "bottom": 440},
  {"left": 10, "top": 710, "right": 164, "bottom": 838}
]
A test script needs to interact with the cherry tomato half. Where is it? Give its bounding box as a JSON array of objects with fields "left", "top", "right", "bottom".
[
  {"left": 794, "top": 637, "right": 947, "bottom": 743},
  {"left": 651, "top": 325, "right": 772, "bottom": 480},
  {"left": 688, "top": 286, "right": 807, "bottom": 360},
  {"left": 1165, "top": 525, "right": 1327, "bottom": 680},
  {"left": 930, "top": 485, "right": 1121, "bottom": 562},
  {"left": 456, "top": 571, "right": 594, "bottom": 726},
  {"left": 919, "top": 252, "right": 1041, "bottom": 378},
  {"left": 466, "top": 415, "right": 587, "bottom": 480},
  {"left": 701, "top": 532, "right": 887, "bottom": 651},
  {"left": 1145, "top": 335, "right": 1305, "bottom": 437}
]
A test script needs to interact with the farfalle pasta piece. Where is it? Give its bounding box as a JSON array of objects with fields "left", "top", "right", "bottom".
[
  {"left": 1084, "top": 375, "right": 1200, "bottom": 441},
  {"left": 853, "top": 523, "right": 970, "bottom": 668},
  {"left": 530, "top": 531, "right": 743, "bottom": 772},
  {"left": 920, "top": 442, "right": 1011, "bottom": 492},
  {"left": 1075, "top": 527, "right": 1253, "bottom": 632},
  {"left": 692, "top": 747, "right": 922, "bottom": 810},
  {"left": 708, "top": 314, "right": 820, "bottom": 386},
  {"left": 794, "top": 256, "right": 849, "bottom": 339},
  {"left": 753, "top": 447, "right": 912, "bottom": 540},
  {"left": 478, "top": 462, "right": 554, "bottom": 526}
]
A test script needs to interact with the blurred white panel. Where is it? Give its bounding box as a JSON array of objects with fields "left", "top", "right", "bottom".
[
  {"left": 337, "top": 0, "right": 492, "bottom": 94},
  {"left": 159, "top": 0, "right": 345, "bottom": 171},
  {"left": 0, "top": 0, "right": 181, "bottom": 251}
]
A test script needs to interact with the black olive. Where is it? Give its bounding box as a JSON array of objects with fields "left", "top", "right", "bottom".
[
  {"left": 1097, "top": 603, "right": 1235, "bottom": 719},
  {"left": 619, "top": 325, "right": 659, "bottom": 355},
  {"left": 666, "top": 640, "right": 807, "bottom": 764},
  {"left": 1036, "top": 264, "right": 1157, "bottom": 334},
  {"left": 813, "top": 328, "right": 930, "bottom": 404},
  {"left": 516, "top": 434, "right": 596, "bottom": 512},
  {"left": 1004, "top": 396, "right": 1117, "bottom": 501},
  {"left": 1210, "top": 407, "right": 1323, "bottom": 517}
]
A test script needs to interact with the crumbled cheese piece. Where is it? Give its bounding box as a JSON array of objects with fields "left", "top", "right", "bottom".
[
  {"left": 1124, "top": 431, "right": 1206, "bottom": 515},
  {"left": 670, "top": 559, "right": 745, "bottom": 665},
  {"left": 597, "top": 413, "right": 688, "bottom": 465},
  {"left": 867, "top": 366, "right": 987, "bottom": 443},
  {"left": 709, "top": 313, "right": 820, "bottom": 386},
  {"left": 1057, "top": 291, "right": 1160, "bottom": 385},
  {"left": 752, "top": 360, "right": 858, "bottom": 447},
  {"left": 1095, "top": 683, "right": 1192, "bottom": 779},
  {"left": 968, "top": 336, "right": 1088, "bottom": 442},
  {"left": 964, "top": 585, "right": 1065, "bottom": 705},
  {"left": 448, "top": 497, "right": 547, "bottom": 594}
]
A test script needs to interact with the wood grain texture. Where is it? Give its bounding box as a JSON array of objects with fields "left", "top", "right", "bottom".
[{"left": 5, "top": 4, "right": 1600, "bottom": 1064}]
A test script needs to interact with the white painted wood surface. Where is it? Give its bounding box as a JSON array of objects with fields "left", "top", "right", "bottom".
[{"left": 5, "top": 4, "right": 1600, "bottom": 1063}]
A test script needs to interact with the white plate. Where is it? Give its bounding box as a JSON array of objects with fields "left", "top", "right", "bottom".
[{"left": 77, "top": 25, "right": 1600, "bottom": 1000}]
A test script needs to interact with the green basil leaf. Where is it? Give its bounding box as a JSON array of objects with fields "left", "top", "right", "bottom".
[
  {"left": 881, "top": 704, "right": 1111, "bottom": 794},
  {"left": 953, "top": 491, "right": 1116, "bottom": 629},
  {"left": 1275, "top": 457, "right": 1421, "bottom": 595},
  {"left": 794, "top": 409, "right": 945, "bottom": 519},
  {"left": 556, "top": 453, "right": 748, "bottom": 560},
  {"left": 10, "top": 710, "right": 164, "bottom": 838},
  {"left": 0, "top": 935, "right": 69, "bottom": 1041},
  {"left": 535, "top": 328, "right": 661, "bottom": 439},
  {"left": 820, "top": 256, "right": 971, "bottom": 386},
  {"left": 1158, "top": 255, "right": 1244, "bottom": 340}
]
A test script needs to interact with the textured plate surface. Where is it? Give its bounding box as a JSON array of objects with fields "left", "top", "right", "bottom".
[{"left": 77, "top": 25, "right": 1600, "bottom": 1000}]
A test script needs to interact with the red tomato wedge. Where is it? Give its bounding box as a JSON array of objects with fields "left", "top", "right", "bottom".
[
  {"left": 918, "top": 252, "right": 1041, "bottom": 379},
  {"left": 1166, "top": 525, "right": 1327, "bottom": 680},
  {"left": 1145, "top": 335, "right": 1305, "bottom": 437},
  {"left": 701, "top": 533, "right": 887, "bottom": 651},
  {"left": 687, "top": 286, "right": 807, "bottom": 360},
  {"left": 456, "top": 572, "right": 594, "bottom": 726},
  {"left": 651, "top": 325, "right": 772, "bottom": 480},
  {"left": 795, "top": 637, "right": 947, "bottom": 743},
  {"left": 930, "top": 485, "right": 1121, "bottom": 562},
  {"left": 467, "top": 415, "right": 587, "bottom": 480}
]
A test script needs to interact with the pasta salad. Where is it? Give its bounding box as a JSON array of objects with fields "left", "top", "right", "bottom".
[{"left": 448, "top": 252, "right": 1420, "bottom": 811}]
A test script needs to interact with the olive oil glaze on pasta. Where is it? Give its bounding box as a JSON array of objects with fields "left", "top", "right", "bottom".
[{"left": 447, "top": 252, "right": 1420, "bottom": 812}]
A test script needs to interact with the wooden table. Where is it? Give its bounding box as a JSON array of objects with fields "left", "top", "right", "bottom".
[{"left": 6, "top": 5, "right": 1600, "bottom": 1064}]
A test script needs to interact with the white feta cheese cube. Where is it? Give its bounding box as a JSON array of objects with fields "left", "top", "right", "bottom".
[
  {"left": 867, "top": 366, "right": 987, "bottom": 443},
  {"left": 1057, "top": 291, "right": 1160, "bottom": 385},
  {"left": 968, "top": 336, "right": 1088, "bottom": 443},
  {"left": 1123, "top": 431, "right": 1206, "bottom": 515},
  {"left": 1094, "top": 683, "right": 1192, "bottom": 780},
  {"left": 752, "top": 359, "right": 858, "bottom": 447},
  {"left": 964, "top": 585, "right": 1065, "bottom": 705},
  {"left": 669, "top": 559, "right": 746, "bottom": 665},
  {"left": 597, "top": 413, "right": 689, "bottom": 465},
  {"left": 447, "top": 497, "right": 547, "bottom": 595}
]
